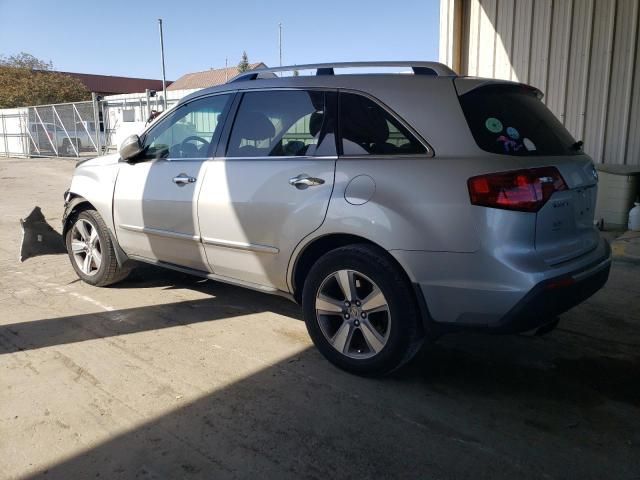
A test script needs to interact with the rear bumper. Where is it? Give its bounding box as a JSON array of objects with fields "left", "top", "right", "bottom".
[
  {"left": 487, "top": 244, "right": 611, "bottom": 333},
  {"left": 392, "top": 236, "right": 612, "bottom": 334}
]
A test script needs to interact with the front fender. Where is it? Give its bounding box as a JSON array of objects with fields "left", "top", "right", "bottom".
[{"left": 66, "top": 153, "right": 121, "bottom": 234}]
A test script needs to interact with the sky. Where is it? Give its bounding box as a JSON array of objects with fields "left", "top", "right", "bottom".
[{"left": 0, "top": 0, "right": 440, "bottom": 81}]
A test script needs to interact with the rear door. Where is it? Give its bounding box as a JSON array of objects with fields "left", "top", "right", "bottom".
[
  {"left": 456, "top": 80, "right": 599, "bottom": 264},
  {"left": 113, "top": 93, "right": 234, "bottom": 270},
  {"left": 198, "top": 89, "right": 337, "bottom": 291}
]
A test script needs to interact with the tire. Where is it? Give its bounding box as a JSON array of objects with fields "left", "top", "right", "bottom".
[
  {"left": 302, "top": 244, "right": 423, "bottom": 376},
  {"left": 65, "top": 209, "right": 131, "bottom": 287}
]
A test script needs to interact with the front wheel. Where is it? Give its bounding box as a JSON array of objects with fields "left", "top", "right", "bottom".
[
  {"left": 302, "top": 244, "right": 423, "bottom": 376},
  {"left": 65, "top": 209, "right": 130, "bottom": 286}
]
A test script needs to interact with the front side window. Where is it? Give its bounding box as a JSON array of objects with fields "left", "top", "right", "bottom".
[
  {"left": 339, "top": 92, "right": 426, "bottom": 156},
  {"left": 226, "top": 90, "right": 331, "bottom": 157},
  {"left": 143, "top": 94, "right": 232, "bottom": 159}
]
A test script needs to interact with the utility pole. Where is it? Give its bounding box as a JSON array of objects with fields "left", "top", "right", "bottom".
[
  {"left": 158, "top": 18, "right": 168, "bottom": 110},
  {"left": 225, "top": 57, "right": 228, "bottom": 82},
  {"left": 279, "top": 23, "right": 283, "bottom": 67}
]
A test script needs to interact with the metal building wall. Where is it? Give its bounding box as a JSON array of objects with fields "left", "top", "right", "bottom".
[{"left": 440, "top": 0, "right": 640, "bottom": 166}]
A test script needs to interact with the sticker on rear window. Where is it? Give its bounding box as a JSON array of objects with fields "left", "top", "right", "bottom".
[
  {"left": 497, "top": 135, "right": 523, "bottom": 153},
  {"left": 523, "top": 138, "right": 536, "bottom": 151},
  {"left": 485, "top": 117, "right": 503, "bottom": 133},
  {"left": 506, "top": 127, "right": 520, "bottom": 140}
]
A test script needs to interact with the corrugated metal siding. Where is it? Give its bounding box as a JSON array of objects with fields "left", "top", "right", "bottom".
[
  {"left": 563, "top": 0, "right": 594, "bottom": 141},
  {"left": 439, "top": 0, "right": 456, "bottom": 67},
  {"left": 511, "top": 0, "right": 533, "bottom": 82},
  {"left": 545, "top": 0, "right": 573, "bottom": 122},
  {"left": 627, "top": 8, "right": 640, "bottom": 165},
  {"left": 583, "top": 0, "right": 616, "bottom": 164},
  {"left": 605, "top": 0, "right": 638, "bottom": 164},
  {"left": 493, "top": 0, "right": 514, "bottom": 79},
  {"left": 440, "top": 0, "right": 640, "bottom": 166}
]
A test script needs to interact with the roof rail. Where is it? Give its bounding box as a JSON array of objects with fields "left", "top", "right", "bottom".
[{"left": 228, "top": 61, "right": 457, "bottom": 83}]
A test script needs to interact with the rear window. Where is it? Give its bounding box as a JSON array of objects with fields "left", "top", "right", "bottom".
[{"left": 458, "top": 84, "right": 577, "bottom": 156}]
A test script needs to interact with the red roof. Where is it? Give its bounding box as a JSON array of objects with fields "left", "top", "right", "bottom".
[
  {"left": 56, "top": 71, "right": 171, "bottom": 95},
  {"left": 167, "top": 63, "right": 266, "bottom": 90}
]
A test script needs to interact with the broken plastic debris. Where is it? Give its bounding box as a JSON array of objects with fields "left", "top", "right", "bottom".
[{"left": 19, "top": 207, "right": 66, "bottom": 262}]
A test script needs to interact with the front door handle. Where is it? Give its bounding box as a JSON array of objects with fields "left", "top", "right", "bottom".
[
  {"left": 289, "top": 174, "right": 325, "bottom": 190},
  {"left": 173, "top": 173, "right": 196, "bottom": 186}
]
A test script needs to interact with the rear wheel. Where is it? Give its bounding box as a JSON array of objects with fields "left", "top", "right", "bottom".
[
  {"left": 302, "top": 244, "right": 423, "bottom": 376},
  {"left": 65, "top": 209, "right": 130, "bottom": 286}
]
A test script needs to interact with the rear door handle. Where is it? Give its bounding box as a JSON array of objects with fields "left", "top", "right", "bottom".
[
  {"left": 289, "top": 174, "right": 325, "bottom": 190},
  {"left": 173, "top": 173, "right": 197, "bottom": 186}
]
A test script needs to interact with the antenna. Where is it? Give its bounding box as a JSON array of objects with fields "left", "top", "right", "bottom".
[
  {"left": 278, "top": 23, "right": 283, "bottom": 67},
  {"left": 158, "top": 18, "right": 168, "bottom": 111}
]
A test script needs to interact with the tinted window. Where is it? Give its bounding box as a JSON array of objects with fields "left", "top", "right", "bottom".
[
  {"left": 227, "top": 90, "right": 330, "bottom": 157},
  {"left": 458, "top": 84, "right": 577, "bottom": 156},
  {"left": 339, "top": 92, "right": 426, "bottom": 155},
  {"left": 143, "top": 94, "right": 232, "bottom": 159}
]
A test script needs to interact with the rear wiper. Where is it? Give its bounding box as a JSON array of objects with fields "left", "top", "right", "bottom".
[{"left": 571, "top": 140, "right": 584, "bottom": 151}]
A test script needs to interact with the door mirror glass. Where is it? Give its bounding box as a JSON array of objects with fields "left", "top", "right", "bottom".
[{"left": 119, "top": 134, "right": 144, "bottom": 161}]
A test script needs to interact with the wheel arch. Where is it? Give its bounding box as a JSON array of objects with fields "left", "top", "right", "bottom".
[
  {"left": 63, "top": 194, "right": 130, "bottom": 267},
  {"left": 290, "top": 233, "right": 411, "bottom": 302},
  {"left": 62, "top": 195, "right": 94, "bottom": 237}
]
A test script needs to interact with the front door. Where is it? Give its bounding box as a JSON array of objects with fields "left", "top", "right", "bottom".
[
  {"left": 198, "top": 89, "right": 337, "bottom": 291},
  {"left": 113, "top": 93, "right": 234, "bottom": 270}
]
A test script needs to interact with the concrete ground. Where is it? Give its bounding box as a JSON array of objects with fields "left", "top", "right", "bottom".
[{"left": 1, "top": 157, "right": 639, "bottom": 480}]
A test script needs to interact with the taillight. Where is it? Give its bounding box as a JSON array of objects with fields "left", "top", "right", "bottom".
[{"left": 468, "top": 167, "right": 567, "bottom": 212}]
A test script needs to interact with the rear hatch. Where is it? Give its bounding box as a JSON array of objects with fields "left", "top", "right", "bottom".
[{"left": 456, "top": 78, "right": 599, "bottom": 265}]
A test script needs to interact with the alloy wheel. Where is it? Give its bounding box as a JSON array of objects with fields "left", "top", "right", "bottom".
[
  {"left": 315, "top": 269, "right": 391, "bottom": 359},
  {"left": 70, "top": 218, "right": 102, "bottom": 276}
]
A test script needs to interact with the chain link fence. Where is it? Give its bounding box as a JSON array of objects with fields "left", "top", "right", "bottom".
[
  {"left": 0, "top": 99, "right": 103, "bottom": 158},
  {"left": 26, "top": 101, "right": 102, "bottom": 157},
  {"left": 1, "top": 89, "right": 194, "bottom": 158}
]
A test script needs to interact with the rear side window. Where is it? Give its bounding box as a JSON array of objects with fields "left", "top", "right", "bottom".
[
  {"left": 339, "top": 92, "right": 426, "bottom": 156},
  {"left": 458, "top": 84, "right": 577, "bottom": 156},
  {"left": 226, "top": 90, "right": 333, "bottom": 157}
]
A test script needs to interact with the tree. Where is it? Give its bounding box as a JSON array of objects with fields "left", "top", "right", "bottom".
[
  {"left": 237, "top": 51, "right": 250, "bottom": 73},
  {"left": 0, "top": 52, "right": 90, "bottom": 108}
]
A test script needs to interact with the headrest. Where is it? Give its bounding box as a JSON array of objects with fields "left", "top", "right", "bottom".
[
  {"left": 236, "top": 111, "right": 275, "bottom": 141},
  {"left": 342, "top": 96, "right": 389, "bottom": 145},
  {"left": 309, "top": 111, "right": 324, "bottom": 137}
]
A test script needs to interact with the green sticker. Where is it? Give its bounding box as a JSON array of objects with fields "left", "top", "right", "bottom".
[{"left": 485, "top": 117, "right": 503, "bottom": 133}]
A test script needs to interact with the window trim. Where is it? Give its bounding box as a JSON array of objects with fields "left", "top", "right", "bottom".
[
  {"left": 139, "top": 91, "right": 237, "bottom": 162},
  {"left": 337, "top": 88, "right": 434, "bottom": 158},
  {"left": 222, "top": 87, "right": 338, "bottom": 160}
]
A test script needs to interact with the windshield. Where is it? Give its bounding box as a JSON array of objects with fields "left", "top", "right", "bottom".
[{"left": 458, "top": 84, "right": 578, "bottom": 156}]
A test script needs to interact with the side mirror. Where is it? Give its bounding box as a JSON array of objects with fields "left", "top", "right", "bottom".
[{"left": 119, "top": 134, "right": 144, "bottom": 162}]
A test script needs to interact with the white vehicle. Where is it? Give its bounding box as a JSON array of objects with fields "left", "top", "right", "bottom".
[{"left": 29, "top": 121, "right": 104, "bottom": 155}]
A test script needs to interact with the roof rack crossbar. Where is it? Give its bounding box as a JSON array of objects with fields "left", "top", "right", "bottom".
[{"left": 228, "top": 61, "right": 457, "bottom": 82}]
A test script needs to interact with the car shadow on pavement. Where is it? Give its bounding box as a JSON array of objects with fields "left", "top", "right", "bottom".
[
  {"left": 16, "top": 321, "right": 640, "bottom": 479},
  {"left": 6, "top": 265, "right": 640, "bottom": 478},
  {"left": 0, "top": 284, "right": 301, "bottom": 356}
]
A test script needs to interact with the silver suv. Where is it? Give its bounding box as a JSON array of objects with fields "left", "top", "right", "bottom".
[{"left": 63, "top": 61, "right": 611, "bottom": 375}]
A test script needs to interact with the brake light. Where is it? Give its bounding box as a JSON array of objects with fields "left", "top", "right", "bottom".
[{"left": 468, "top": 167, "right": 567, "bottom": 212}]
